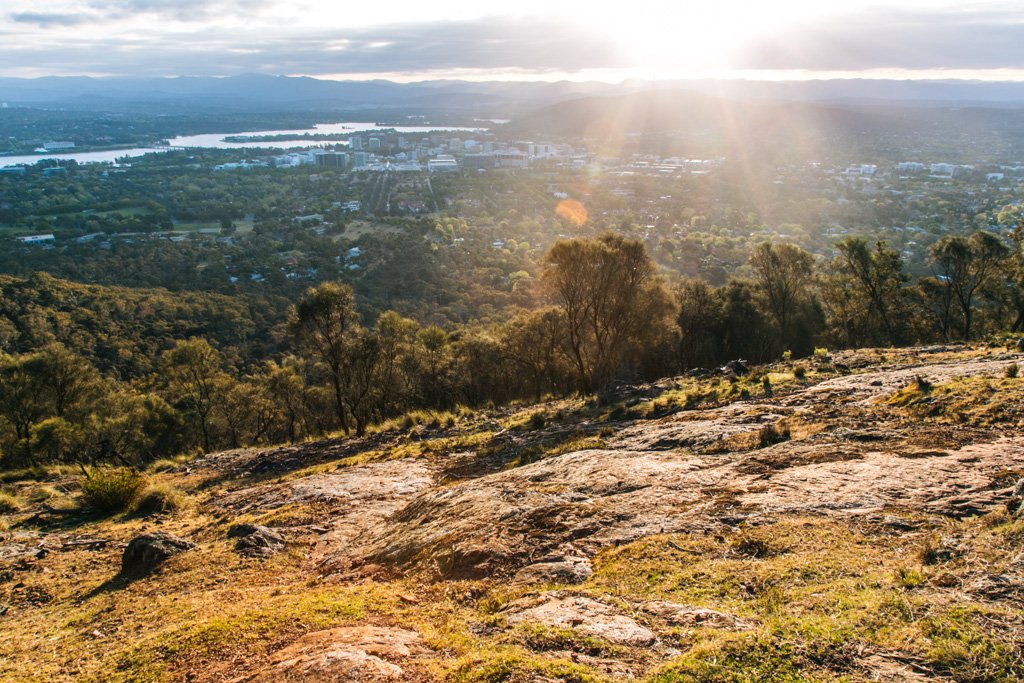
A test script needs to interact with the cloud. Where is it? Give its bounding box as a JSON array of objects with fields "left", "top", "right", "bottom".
[
  {"left": 9, "top": 12, "right": 91, "bottom": 26},
  {"left": 732, "top": 6, "right": 1024, "bottom": 71},
  {"left": 9, "top": 0, "right": 273, "bottom": 27},
  {"left": 0, "top": 17, "right": 627, "bottom": 77},
  {"left": 87, "top": 0, "right": 273, "bottom": 21}
]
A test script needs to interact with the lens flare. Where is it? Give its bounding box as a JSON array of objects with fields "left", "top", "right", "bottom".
[{"left": 555, "top": 199, "right": 588, "bottom": 226}]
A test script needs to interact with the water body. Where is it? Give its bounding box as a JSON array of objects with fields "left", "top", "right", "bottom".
[
  {"left": 168, "top": 121, "right": 483, "bottom": 149},
  {"left": 1, "top": 121, "right": 485, "bottom": 167},
  {"left": 0, "top": 147, "right": 168, "bottom": 168}
]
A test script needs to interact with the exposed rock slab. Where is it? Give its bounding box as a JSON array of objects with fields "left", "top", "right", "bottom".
[
  {"left": 642, "top": 601, "right": 751, "bottom": 630},
  {"left": 611, "top": 402, "right": 790, "bottom": 452},
  {"left": 502, "top": 593, "right": 656, "bottom": 646},
  {"left": 214, "top": 459, "right": 434, "bottom": 565},
  {"left": 0, "top": 543, "right": 46, "bottom": 564},
  {"left": 340, "top": 354, "right": 1024, "bottom": 577},
  {"left": 351, "top": 435, "right": 1024, "bottom": 577},
  {"left": 357, "top": 448, "right": 717, "bottom": 577},
  {"left": 300, "top": 460, "right": 435, "bottom": 560},
  {"left": 513, "top": 555, "right": 593, "bottom": 585},
  {"left": 796, "top": 356, "right": 1018, "bottom": 407},
  {"left": 738, "top": 437, "right": 1024, "bottom": 518},
  {"left": 232, "top": 626, "right": 429, "bottom": 682}
]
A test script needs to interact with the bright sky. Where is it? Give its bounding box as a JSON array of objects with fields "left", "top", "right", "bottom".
[{"left": 3, "top": 0, "right": 1024, "bottom": 80}]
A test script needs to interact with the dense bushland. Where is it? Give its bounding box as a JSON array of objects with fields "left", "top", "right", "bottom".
[{"left": 2, "top": 222, "right": 1023, "bottom": 468}]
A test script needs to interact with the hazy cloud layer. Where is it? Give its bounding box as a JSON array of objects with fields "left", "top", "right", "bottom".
[
  {"left": 0, "top": 17, "right": 627, "bottom": 77},
  {"left": 2, "top": 2, "right": 1024, "bottom": 77},
  {"left": 734, "top": 6, "right": 1024, "bottom": 70}
]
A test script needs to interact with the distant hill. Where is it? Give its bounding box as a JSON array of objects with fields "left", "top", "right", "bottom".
[
  {"left": 0, "top": 273, "right": 285, "bottom": 377},
  {"left": 503, "top": 88, "right": 1024, "bottom": 160},
  {"left": 504, "top": 89, "right": 894, "bottom": 150}
]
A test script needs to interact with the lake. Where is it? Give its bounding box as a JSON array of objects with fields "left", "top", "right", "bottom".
[
  {"left": 0, "top": 121, "right": 486, "bottom": 167},
  {"left": 0, "top": 147, "right": 169, "bottom": 168}
]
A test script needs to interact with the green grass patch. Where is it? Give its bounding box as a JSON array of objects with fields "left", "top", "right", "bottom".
[
  {"left": 448, "top": 650, "right": 604, "bottom": 683},
  {"left": 886, "top": 376, "right": 1024, "bottom": 426},
  {"left": 650, "top": 632, "right": 843, "bottom": 682}
]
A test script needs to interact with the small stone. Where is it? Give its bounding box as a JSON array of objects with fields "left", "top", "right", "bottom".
[
  {"left": 725, "top": 359, "right": 750, "bottom": 376},
  {"left": 227, "top": 524, "right": 286, "bottom": 557}
]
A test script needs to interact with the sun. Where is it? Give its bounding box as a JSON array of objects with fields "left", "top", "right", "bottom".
[{"left": 571, "top": 1, "right": 839, "bottom": 79}]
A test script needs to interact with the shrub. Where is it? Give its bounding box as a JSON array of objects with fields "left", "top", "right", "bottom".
[
  {"left": 758, "top": 422, "right": 791, "bottom": 448},
  {"left": 133, "top": 483, "right": 186, "bottom": 516},
  {"left": 918, "top": 534, "right": 958, "bottom": 565},
  {"left": 731, "top": 535, "right": 783, "bottom": 559},
  {"left": 1006, "top": 363, "right": 1019, "bottom": 379},
  {"left": 528, "top": 411, "right": 547, "bottom": 429},
  {"left": 0, "top": 491, "right": 21, "bottom": 513},
  {"left": 148, "top": 458, "right": 180, "bottom": 473},
  {"left": 912, "top": 375, "right": 933, "bottom": 393},
  {"left": 80, "top": 468, "right": 147, "bottom": 514},
  {"left": 813, "top": 347, "right": 830, "bottom": 358},
  {"left": 793, "top": 365, "right": 807, "bottom": 379},
  {"left": 26, "top": 484, "right": 64, "bottom": 504},
  {"left": 918, "top": 535, "right": 941, "bottom": 565},
  {"left": 895, "top": 566, "right": 925, "bottom": 589}
]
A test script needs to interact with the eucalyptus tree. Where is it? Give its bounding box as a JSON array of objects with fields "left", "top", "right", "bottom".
[{"left": 930, "top": 231, "right": 1009, "bottom": 340}]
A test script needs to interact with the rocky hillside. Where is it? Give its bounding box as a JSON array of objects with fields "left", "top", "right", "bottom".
[{"left": 3, "top": 343, "right": 1024, "bottom": 682}]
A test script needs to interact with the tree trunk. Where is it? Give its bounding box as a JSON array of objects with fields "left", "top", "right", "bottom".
[{"left": 331, "top": 374, "right": 349, "bottom": 435}]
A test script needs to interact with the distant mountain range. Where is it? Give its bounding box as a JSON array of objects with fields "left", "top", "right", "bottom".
[{"left": 3, "top": 74, "right": 1024, "bottom": 115}]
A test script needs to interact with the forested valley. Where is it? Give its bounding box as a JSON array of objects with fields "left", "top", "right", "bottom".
[{"left": 3, "top": 220, "right": 1023, "bottom": 469}]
